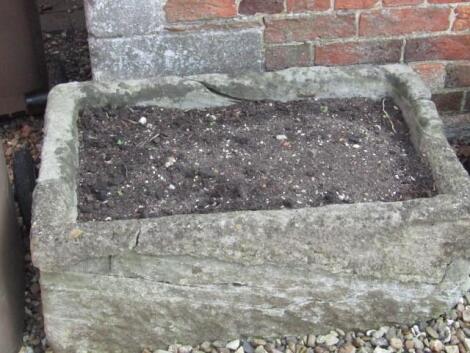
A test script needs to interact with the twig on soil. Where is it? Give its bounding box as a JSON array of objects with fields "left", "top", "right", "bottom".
[
  {"left": 382, "top": 98, "right": 397, "bottom": 134},
  {"left": 138, "top": 133, "right": 160, "bottom": 148}
]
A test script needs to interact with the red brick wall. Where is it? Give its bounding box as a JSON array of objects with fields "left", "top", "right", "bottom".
[{"left": 164, "top": 0, "right": 470, "bottom": 113}]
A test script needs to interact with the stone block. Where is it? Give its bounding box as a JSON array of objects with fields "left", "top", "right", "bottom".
[
  {"left": 88, "top": 28, "right": 264, "bottom": 81},
  {"left": 83, "top": 0, "right": 166, "bottom": 37}
]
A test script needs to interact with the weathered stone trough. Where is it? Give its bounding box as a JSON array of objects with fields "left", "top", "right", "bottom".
[{"left": 32, "top": 65, "right": 470, "bottom": 353}]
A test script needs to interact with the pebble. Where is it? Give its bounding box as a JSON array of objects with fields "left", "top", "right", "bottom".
[
  {"left": 306, "top": 335, "right": 316, "bottom": 348},
  {"left": 255, "top": 346, "right": 268, "bottom": 353},
  {"left": 243, "top": 341, "right": 255, "bottom": 353},
  {"left": 405, "top": 340, "right": 415, "bottom": 350},
  {"left": 276, "top": 134, "right": 288, "bottom": 141},
  {"left": 227, "top": 340, "right": 241, "bottom": 351},
  {"left": 426, "top": 327, "right": 440, "bottom": 340},
  {"left": 139, "top": 117, "right": 147, "bottom": 125},
  {"left": 165, "top": 156, "right": 177, "bottom": 168},
  {"left": 462, "top": 309, "right": 470, "bottom": 323},
  {"left": 201, "top": 342, "right": 212, "bottom": 352},
  {"left": 414, "top": 339, "right": 425, "bottom": 350},
  {"left": 179, "top": 346, "right": 193, "bottom": 353},
  {"left": 339, "top": 343, "right": 357, "bottom": 353},
  {"left": 317, "top": 333, "right": 339, "bottom": 346},
  {"left": 235, "top": 347, "right": 245, "bottom": 353},
  {"left": 444, "top": 345, "right": 459, "bottom": 353},
  {"left": 251, "top": 339, "right": 267, "bottom": 347},
  {"left": 389, "top": 338, "right": 403, "bottom": 350},
  {"left": 430, "top": 340, "right": 444, "bottom": 352},
  {"left": 464, "top": 339, "right": 470, "bottom": 351},
  {"left": 373, "top": 347, "right": 391, "bottom": 353},
  {"left": 213, "top": 342, "right": 226, "bottom": 349}
]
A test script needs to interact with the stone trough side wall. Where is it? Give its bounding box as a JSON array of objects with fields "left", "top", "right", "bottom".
[{"left": 84, "top": 0, "right": 470, "bottom": 114}]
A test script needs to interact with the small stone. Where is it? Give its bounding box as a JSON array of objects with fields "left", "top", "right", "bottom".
[
  {"left": 307, "top": 335, "right": 316, "bottom": 348},
  {"left": 156, "top": 350, "right": 172, "bottom": 353},
  {"left": 169, "top": 345, "right": 180, "bottom": 353},
  {"left": 374, "top": 328, "right": 389, "bottom": 340},
  {"left": 139, "top": 117, "right": 147, "bottom": 125},
  {"left": 242, "top": 342, "right": 254, "bottom": 353},
  {"left": 219, "top": 349, "right": 230, "bottom": 353},
  {"left": 276, "top": 134, "right": 288, "bottom": 141},
  {"left": 255, "top": 346, "right": 268, "bottom": 353},
  {"left": 390, "top": 338, "right": 403, "bottom": 350},
  {"left": 414, "top": 339, "right": 424, "bottom": 350},
  {"left": 319, "top": 334, "right": 339, "bottom": 346},
  {"left": 165, "top": 156, "right": 177, "bottom": 168},
  {"left": 405, "top": 340, "right": 415, "bottom": 350},
  {"left": 371, "top": 338, "right": 388, "bottom": 348},
  {"left": 179, "top": 346, "right": 193, "bottom": 353},
  {"left": 464, "top": 339, "right": 470, "bottom": 351},
  {"left": 373, "top": 348, "right": 391, "bottom": 353},
  {"left": 250, "top": 339, "right": 267, "bottom": 347},
  {"left": 201, "top": 342, "right": 212, "bottom": 353},
  {"left": 444, "top": 345, "right": 459, "bottom": 353},
  {"left": 462, "top": 309, "right": 470, "bottom": 322},
  {"left": 213, "top": 342, "right": 226, "bottom": 349},
  {"left": 353, "top": 338, "right": 366, "bottom": 348},
  {"left": 426, "top": 328, "right": 440, "bottom": 340},
  {"left": 386, "top": 328, "right": 397, "bottom": 341},
  {"left": 227, "top": 341, "right": 241, "bottom": 351},
  {"left": 235, "top": 347, "right": 245, "bottom": 353},
  {"left": 430, "top": 340, "right": 444, "bottom": 352},
  {"left": 339, "top": 343, "right": 357, "bottom": 353}
]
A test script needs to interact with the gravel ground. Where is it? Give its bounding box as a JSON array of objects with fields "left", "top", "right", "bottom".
[
  {"left": 1, "top": 4, "right": 469, "bottom": 353},
  {"left": 140, "top": 302, "right": 470, "bottom": 353}
]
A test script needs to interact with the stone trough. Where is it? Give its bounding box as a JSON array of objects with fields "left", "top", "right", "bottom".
[{"left": 32, "top": 65, "right": 470, "bottom": 353}]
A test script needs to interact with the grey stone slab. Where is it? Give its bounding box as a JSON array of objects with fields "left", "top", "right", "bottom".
[
  {"left": 32, "top": 65, "right": 470, "bottom": 353},
  {"left": 83, "top": 0, "right": 166, "bottom": 37},
  {"left": 88, "top": 28, "right": 264, "bottom": 81}
]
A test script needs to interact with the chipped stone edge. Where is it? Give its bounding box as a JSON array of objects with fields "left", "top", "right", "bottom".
[{"left": 31, "top": 65, "right": 470, "bottom": 277}]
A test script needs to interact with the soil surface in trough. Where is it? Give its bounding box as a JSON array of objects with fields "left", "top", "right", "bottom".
[{"left": 78, "top": 98, "right": 435, "bottom": 221}]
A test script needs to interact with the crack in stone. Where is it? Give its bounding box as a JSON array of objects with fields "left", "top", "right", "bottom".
[{"left": 188, "top": 79, "right": 247, "bottom": 102}]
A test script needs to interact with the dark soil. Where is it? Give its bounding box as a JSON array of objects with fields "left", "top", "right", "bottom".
[
  {"left": 455, "top": 143, "right": 470, "bottom": 174},
  {"left": 43, "top": 29, "right": 92, "bottom": 86},
  {"left": 78, "top": 98, "right": 435, "bottom": 221}
]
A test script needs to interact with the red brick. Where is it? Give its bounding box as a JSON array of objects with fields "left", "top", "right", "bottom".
[
  {"left": 383, "top": 0, "right": 423, "bottom": 7},
  {"left": 265, "top": 44, "right": 311, "bottom": 70},
  {"left": 405, "top": 35, "right": 470, "bottom": 62},
  {"left": 315, "top": 40, "right": 402, "bottom": 65},
  {"left": 287, "top": 0, "right": 330, "bottom": 12},
  {"left": 454, "top": 6, "right": 470, "bottom": 31},
  {"left": 446, "top": 62, "right": 470, "bottom": 88},
  {"left": 432, "top": 91, "right": 464, "bottom": 112},
  {"left": 409, "top": 62, "right": 446, "bottom": 90},
  {"left": 335, "top": 0, "right": 378, "bottom": 10},
  {"left": 264, "top": 14, "right": 356, "bottom": 44},
  {"left": 239, "top": 0, "right": 284, "bottom": 14},
  {"left": 360, "top": 8, "right": 450, "bottom": 37},
  {"left": 165, "top": 0, "right": 236, "bottom": 22},
  {"left": 429, "top": 0, "right": 467, "bottom": 4}
]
